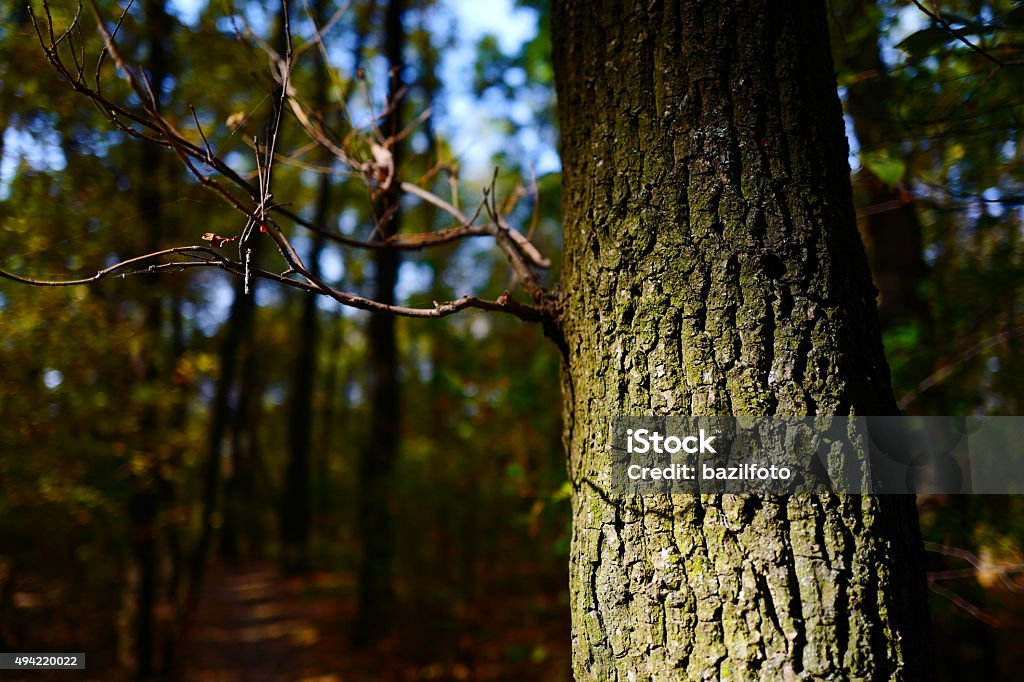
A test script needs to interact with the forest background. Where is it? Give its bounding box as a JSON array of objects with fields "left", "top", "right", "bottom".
[{"left": 2, "top": 0, "right": 1024, "bottom": 679}]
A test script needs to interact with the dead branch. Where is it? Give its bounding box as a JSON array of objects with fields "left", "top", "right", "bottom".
[
  {"left": 0, "top": 245, "right": 548, "bottom": 323},
  {"left": 21, "top": 0, "right": 558, "bottom": 324}
]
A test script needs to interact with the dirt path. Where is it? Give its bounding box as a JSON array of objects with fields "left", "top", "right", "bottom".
[
  {"left": 177, "top": 561, "right": 569, "bottom": 681},
  {"left": 181, "top": 563, "right": 339, "bottom": 682}
]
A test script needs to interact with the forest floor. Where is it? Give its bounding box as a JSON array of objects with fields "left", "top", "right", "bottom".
[
  {"left": 3, "top": 559, "right": 568, "bottom": 681},
  {"left": 180, "top": 561, "right": 419, "bottom": 682},
  {"left": 182, "top": 562, "right": 337, "bottom": 681},
  {"left": 178, "top": 561, "right": 569, "bottom": 681}
]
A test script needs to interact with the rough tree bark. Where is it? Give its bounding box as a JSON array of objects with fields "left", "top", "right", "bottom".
[{"left": 551, "top": 1, "right": 934, "bottom": 679}]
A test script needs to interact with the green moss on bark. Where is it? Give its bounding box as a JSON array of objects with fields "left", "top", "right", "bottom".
[{"left": 552, "top": 0, "right": 934, "bottom": 679}]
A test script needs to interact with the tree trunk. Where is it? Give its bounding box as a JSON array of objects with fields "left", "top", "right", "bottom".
[
  {"left": 355, "top": 0, "right": 405, "bottom": 644},
  {"left": 131, "top": 2, "right": 172, "bottom": 676},
  {"left": 220, "top": 337, "right": 264, "bottom": 562},
  {"left": 184, "top": 0, "right": 284, "bottom": 635},
  {"left": 833, "top": 0, "right": 929, "bottom": 330},
  {"left": 280, "top": 198, "right": 325, "bottom": 574},
  {"left": 551, "top": 1, "right": 934, "bottom": 679},
  {"left": 188, "top": 264, "right": 253, "bottom": 590},
  {"left": 281, "top": 0, "right": 333, "bottom": 575},
  {"left": 831, "top": 0, "right": 941, "bottom": 414}
]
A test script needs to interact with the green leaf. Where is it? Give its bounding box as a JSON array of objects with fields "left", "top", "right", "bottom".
[
  {"left": 897, "top": 26, "right": 950, "bottom": 60},
  {"left": 551, "top": 480, "right": 572, "bottom": 501},
  {"left": 861, "top": 151, "right": 906, "bottom": 187}
]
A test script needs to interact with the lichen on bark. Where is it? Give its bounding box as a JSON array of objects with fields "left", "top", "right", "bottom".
[{"left": 551, "top": 0, "right": 934, "bottom": 679}]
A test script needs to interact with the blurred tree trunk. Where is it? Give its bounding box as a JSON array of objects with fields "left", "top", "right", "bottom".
[
  {"left": 278, "top": 195, "right": 324, "bottom": 573},
  {"left": 130, "top": 1, "right": 172, "bottom": 677},
  {"left": 161, "top": 296, "right": 187, "bottom": 671},
  {"left": 551, "top": 1, "right": 934, "bottom": 679},
  {"left": 831, "top": 0, "right": 945, "bottom": 416},
  {"left": 833, "top": 0, "right": 929, "bottom": 329},
  {"left": 0, "top": 563, "right": 13, "bottom": 650},
  {"left": 312, "top": 4, "right": 372, "bottom": 537},
  {"left": 317, "top": 315, "right": 348, "bottom": 519},
  {"left": 218, "top": 5, "right": 296, "bottom": 565},
  {"left": 186, "top": 0, "right": 285, "bottom": 627},
  {"left": 189, "top": 267, "right": 254, "bottom": 590},
  {"left": 355, "top": 0, "right": 405, "bottom": 644},
  {"left": 220, "top": 337, "right": 264, "bottom": 562},
  {"left": 281, "top": 0, "right": 334, "bottom": 575}
]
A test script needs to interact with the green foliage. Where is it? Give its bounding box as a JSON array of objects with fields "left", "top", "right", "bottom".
[
  {"left": 832, "top": 1, "right": 1024, "bottom": 677},
  {"left": 13, "top": 0, "right": 1024, "bottom": 676},
  {"left": 0, "top": 0, "right": 567, "bottom": 675},
  {"left": 860, "top": 149, "right": 907, "bottom": 187}
]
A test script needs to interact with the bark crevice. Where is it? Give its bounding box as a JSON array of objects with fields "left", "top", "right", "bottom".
[{"left": 552, "top": 0, "right": 934, "bottom": 679}]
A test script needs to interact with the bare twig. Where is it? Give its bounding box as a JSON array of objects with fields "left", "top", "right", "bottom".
[
  {"left": 0, "top": 248, "right": 547, "bottom": 322},
  {"left": 910, "top": 0, "right": 1003, "bottom": 67},
  {"left": 22, "top": 0, "right": 558, "bottom": 325},
  {"left": 925, "top": 541, "right": 1024, "bottom": 595},
  {"left": 293, "top": 0, "right": 351, "bottom": 59},
  {"left": 189, "top": 105, "right": 214, "bottom": 162},
  {"left": 898, "top": 326, "right": 1024, "bottom": 409},
  {"left": 927, "top": 582, "right": 998, "bottom": 626},
  {"left": 0, "top": 246, "right": 224, "bottom": 286}
]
